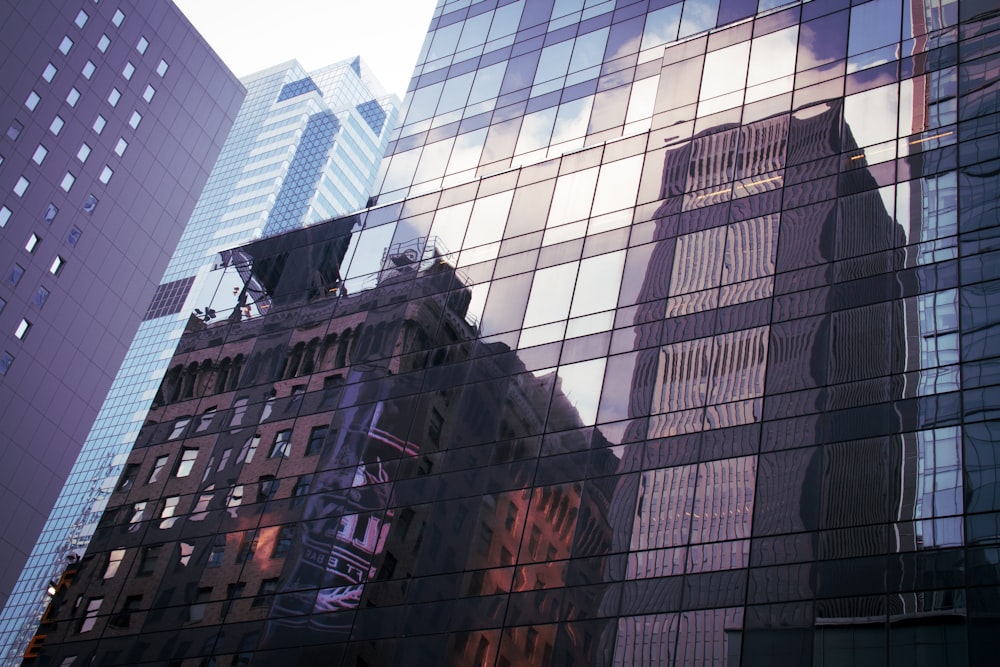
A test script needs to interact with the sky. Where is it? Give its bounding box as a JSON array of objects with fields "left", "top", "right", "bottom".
[{"left": 173, "top": 0, "right": 439, "bottom": 100}]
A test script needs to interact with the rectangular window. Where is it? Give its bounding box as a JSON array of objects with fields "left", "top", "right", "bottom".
[
  {"left": 44, "top": 203, "right": 58, "bottom": 223},
  {"left": 189, "top": 587, "right": 211, "bottom": 621},
  {"left": 14, "top": 319, "right": 30, "bottom": 340},
  {"left": 306, "top": 425, "right": 328, "bottom": 456},
  {"left": 78, "top": 598, "right": 102, "bottom": 633},
  {"left": 65, "top": 88, "right": 79, "bottom": 106},
  {"left": 7, "top": 120, "right": 22, "bottom": 140},
  {"left": 82, "top": 60, "right": 95, "bottom": 79},
  {"left": 115, "top": 465, "right": 138, "bottom": 492},
  {"left": 98, "top": 34, "right": 110, "bottom": 52},
  {"left": 25, "top": 233, "right": 39, "bottom": 253},
  {"left": 147, "top": 455, "right": 168, "bottom": 483},
  {"left": 156, "top": 59, "right": 168, "bottom": 77},
  {"left": 103, "top": 548, "right": 126, "bottom": 579},
  {"left": 114, "top": 138, "right": 127, "bottom": 156},
  {"left": 33, "top": 286, "right": 49, "bottom": 308},
  {"left": 252, "top": 578, "right": 278, "bottom": 607},
  {"left": 0, "top": 352, "right": 13, "bottom": 376},
  {"left": 83, "top": 194, "right": 98, "bottom": 214},
  {"left": 107, "top": 88, "right": 120, "bottom": 106},
  {"left": 60, "top": 172, "right": 74, "bottom": 191},
  {"left": 268, "top": 429, "right": 292, "bottom": 458},
  {"left": 50, "top": 256, "right": 64, "bottom": 275},
  {"left": 49, "top": 115, "right": 63, "bottom": 135},
  {"left": 137, "top": 36, "right": 149, "bottom": 54},
  {"left": 25, "top": 91, "right": 39, "bottom": 110},
  {"left": 111, "top": 595, "right": 141, "bottom": 628},
  {"left": 137, "top": 545, "right": 160, "bottom": 575},
  {"left": 67, "top": 226, "right": 81, "bottom": 245},
  {"left": 31, "top": 145, "right": 47, "bottom": 164},
  {"left": 129, "top": 501, "right": 147, "bottom": 524},
  {"left": 122, "top": 62, "right": 135, "bottom": 80},
  {"left": 42, "top": 63, "right": 56, "bottom": 82},
  {"left": 128, "top": 111, "right": 141, "bottom": 128},
  {"left": 74, "top": 10, "right": 87, "bottom": 28},
  {"left": 13, "top": 176, "right": 29, "bottom": 197},
  {"left": 112, "top": 9, "right": 124, "bottom": 26},
  {"left": 9, "top": 263, "right": 24, "bottom": 285},
  {"left": 58, "top": 36, "right": 72, "bottom": 54},
  {"left": 175, "top": 448, "right": 197, "bottom": 477},
  {"left": 76, "top": 143, "right": 91, "bottom": 162},
  {"left": 208, "top": 542, "right": 225, "bottom": 568},
  {"left": 0, "top": 206, "right": 9, "bottom": 227},
  {"left": 99, "top": 166, "right": 113, "bottom": 184},
  {"left": 142, "top": 84, "right": 155, "bottom": 102}
]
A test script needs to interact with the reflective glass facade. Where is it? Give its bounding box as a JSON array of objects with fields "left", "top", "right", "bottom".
[
  {"left": 0, "top": 59, "right": 396, "bottom": 664},
  {"left": 26, "top": 0, "right": 1000, "bottom": 664},
  {"left": 0, "top": 0, "right": 243, "bottom": 658}
]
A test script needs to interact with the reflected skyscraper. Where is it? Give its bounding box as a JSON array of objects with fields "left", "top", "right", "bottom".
[{"left": 24, "top": 0, "right": 1000, "bottom": 664}]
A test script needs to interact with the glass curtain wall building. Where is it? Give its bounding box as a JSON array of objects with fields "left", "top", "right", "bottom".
[
  {"left": 26, "top": 0, "right": 1000, "bottom": 664},
  {"left": 0, "top": 0, "right": 243, "bottom": 639},
  {"left": 0, "top": 58, "right": 397, "bottom": 664}
]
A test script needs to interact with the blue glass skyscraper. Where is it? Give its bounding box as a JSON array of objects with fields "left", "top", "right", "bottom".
[{"left": 0, "top": 56, "right": 396, "bottom": 664}]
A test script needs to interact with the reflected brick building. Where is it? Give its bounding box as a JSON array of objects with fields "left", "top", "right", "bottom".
[{"left": 24, "top": 0, "right": 1000, "bottom": 664}]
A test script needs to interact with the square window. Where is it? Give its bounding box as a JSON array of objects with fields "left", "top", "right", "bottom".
[
  {"left": 44, "top": 203, "right": 58, "bottom": 223},
  {"left": 0, "top": 352, "right": 13, "bottom": 376},
  {"left": 83, "top": 194, "right": 98, "bottom": 214},
  {"left": 66, "top": 87, "right": 80, "bottom": 106},
  {"left": 76, "top": 143, "right": 91, "bottom": 162},
  {"left": 156, "top": 59, "right": 168, "bottom": 77},
  {"left": 33, "top": 286, "right": 49, "bottom": 308},
  {"left": 99, "top": 166, "right": 113, "bottom": 184},
  {"left": 58, "top": 36, "right": 72, "bottom": 54},
  {"left": 112, "top": 9, "right": 124, "bottom": 26},
  {"left": 114, "top": 138, "right": 127, "bottom": 156},
  {"left": 107, "top": 88, "right": 120, "bottom": 106},
  {"left": 75, "top": 10, "right": 88, "bottom": 27},
  {"left": 92, "top": 114, "right": 106, "bottom": 133},
  {"left": 14, "top": 319, "right": 30, "bottom": 339},
  {"left": 14, "top": 176, "right": 29, "bottom": 197},
  {"left": 0, "top": 206, "right": 10, "bottom": 227},
  {"left": 60, "top": 172, "right": 75, "bottom": 192},
  {"left": 42, "top": 63, "right": 56, "bottom": 82},
  {"left": 9, "top": 263, "right": 25, "bottom": 285},
  {"left": 82, "top": 60, "right": 95, "bottom": 79},
  {"left": 25, "top": 233, "right": 39, "bottom": 253},
  {"left": 122, "top": 62, "right": 134, "bottom": 80},
  {"left": 98, "top": 34, "right": 110, "bottom": 52},
  {"left": 67, "top": 226, "right": 82, "bottom": 245},
  {"left": 50, "top": 256, "right": 64, "bottom": 275},
  {"left": 128, "top": 111, "right": 141, "bottom": 128},
  {"left": 32, "top": 145, "right": 47, "bottom": 165},
  {"left": 142, "top": 84, "right": 154, "bottom": 102},
  {"left": 137, "top": 36, "right": 148, "bottom": 54},
  {"left": 7, "top": 120, "right": 23, "bottom": 140},
  {"left": 25, "top": 91, "right": 40, "bottom": 110},
  {"left": 49, "top": 115, "right": 64, "bottom": 135}
]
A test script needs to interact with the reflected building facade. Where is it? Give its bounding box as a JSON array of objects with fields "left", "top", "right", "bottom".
[{"left": 26, "top": 0, "right": 1000, "bottom": 664}]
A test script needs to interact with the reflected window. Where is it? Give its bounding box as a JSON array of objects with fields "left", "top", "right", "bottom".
[
  {"left": 269, "top": 429, "right": 292, "bottom": 458},
  {"left": 102, "top": 549, "right": 126, "bottom": 579},
  {"left": 137, "top": 545, "right": 160, "bottom": 576},
  {"left": 306, "top": 425, "right": 328, "bottom": 456},
  {"left": 189, "top": 587, "right": 211, "bottom": 622},
  {"left": 78, "top": 598, "right": 102, "bottom": 633},
  {"left": 252, "top": 578, "right": 278, "bottom": 607},
  {"left": 175, "top": 448, "right": 197, "bottom": 477},
  {"left": 147, "top": 455, "right": 168, "bottom": 484},
  {"left": 169, "top": 417, "right": 190, "bottom": 440},
  {"left": 115, "top": 464, "right": 138, "bottom": 492},
  {"left": 33, "top": 286, "right": 50, "bottom": 308},
  {"left": 50, "top": 255, "right": 65, "bottom": 275}
]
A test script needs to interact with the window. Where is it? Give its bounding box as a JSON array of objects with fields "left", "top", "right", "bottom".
[
  {"left": 257, "top": 475, "right": 277, "bottom": 503},
  {"left": 78, "top": 598, "right": 102, "bottom": 633},
  {"left": 82, "top": 60, "right": 95, "bottom": 79},
  {"left": 156, "top": 59, "right": 168, "bottom": 77},
  {"left": 83, "top": 194, "right": 98, "bottom": 214},
  {"left": 111, "top": 595, "right": 141, "bottom": 628},
  {"left": 49, "top": 115, "right": 64, "bottom": 135},
  {"left": 25, "top": 233, "right": 39, "bottom": 253},
  {"left": 107, "top": 88, "right": 120, "bottom": 106},
  {"left": 14, "top": 176, "right": 29, "bottom": 196},
  {"left": 222, "top": 582, "right": 245, "bottom": 617},
  {"left": 137, "top": 545, "right": 161, "bottom": 576},
  {"left": 99, "top": 166, "right": 113, "bottom": 184},
  {"left": 58, "top": 36, "right": 72, "bottom": 54},
  {"left": 175, "top": 448, "right": 197, "bottom": 477},
  {"left": 60, "top": 172, "right": 75, "bottom": 192},
  {"left": 189, "top": 587, "right": 211, "bottom": 621},
  {"left": 92, "top": 114, "right": 106, "bottom": 133},
  {"left": 76, "top": 143, "right": 91, "bottom": 163},
  {"left": 0, "top": 297, "right": 5, "bottom": 314},
  {"left": 291, "top": 474, "right": 311, "bottom": 507},
  {"left": 42, "top": 63, "right": 56, "bottom": 82},
  {"left": 116, "top": 465, "right": 138, "bottom": 492},
  {"left": 252, "top": 578, "right": 278, "bottom": 607},
  {"left": 112, "top": 9, "right": 124, "bottom": 26},
  {"left": 65, "top": 87, "right": 80, "bottom": 106},
  {"left": 114, "top": 138, "right": 127, "bottom": 156},
  {"left": 97, "top": 34, "right": 110, "bottom": 52},
  {"left": 128, "top": 110, "right": 141, "bottom": 128},
  {"left": 49, "top": 255, "right": 64, "bottom": 275},
  {"left": 7, "top": 120, "right": 23, "bottom": 140},
  {"left": 0, "top": 352, "right": 13, "bottom": 376},
  {"left": 273, "top": 525, "right": 295, "bottom": 557},
  {"left": 67, "top": 226, "right": 81, "bottom": 246},
  {"left": 142, "top": 84, "right": 155, "bottom": 102},
  {"left": 208, "top": 542, "right": 225, "bottom": 568},
  {"left": 31, "top": 145, "right": 47, "bottom": 164},
  {"left": 236, "top": 531, "right": 258, "bottom": 563},
  {"left": 103, "top": 549, "right": 126, "bottom": 579},
  {"left": 33, "top": 286, "right": 50, "bottom": 308},
  {"left": 159, "top": 496, "right": 180, "bottom": 528},
  {"left": 169, "top": 417, "right": 191, "bottom": 440},
  {"left": 9, "top": 263, "right": 24, "bottom": 285},
  {"left": 14, "top": 319, "right": 30, "bottom": 340},
  {"left": 0, "top": 206, "right": 9, "bottom": 227},
  {"left": 147, "top": 455, "right": 168, "bottom": 483},
  {"left": 268, "top": 429, "right": 291, "bottom": 458},
  {"left": 122, "top": 62, "right": 134, "bottom": 80},
  {"left": 137, "top": 36, "right": 149, "bottom": 54},
  {"left": 129, "top": 501, "right": 147, "bottom": 524},
  {"left": 44, "top": 203, "right": 58, "bottom": 223},
  {"left": 25, "top": 91, "right": 39, "bottom": 110},
  {"left": 306, "top": 425, "right": 328, "bottom": 456}
]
